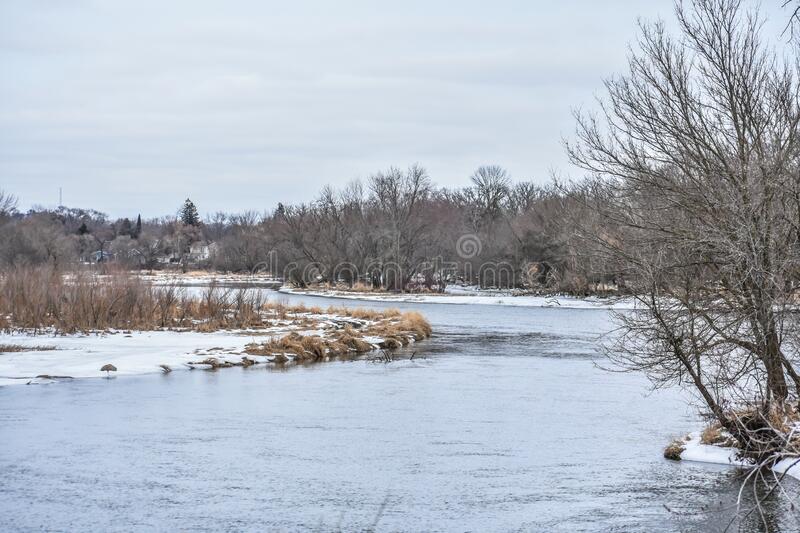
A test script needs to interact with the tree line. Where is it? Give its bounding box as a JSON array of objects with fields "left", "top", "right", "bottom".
[{"left": 0, "top": 170, "right": 613, "bottom": 293}]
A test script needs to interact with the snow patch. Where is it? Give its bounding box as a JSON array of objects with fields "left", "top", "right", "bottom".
[
  {"left": 680, "top": 433, "right": 800, "bottom": 481},
  {"left": 0, "top": 329, "right": 284, "bottom": 385},
  {"left": 279, "top": 285, "right": 638, "bottom": 309}
]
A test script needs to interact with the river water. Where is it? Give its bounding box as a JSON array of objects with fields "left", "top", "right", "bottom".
[{"left": 1, "top": 292, "right": 798, "bottom": 532}]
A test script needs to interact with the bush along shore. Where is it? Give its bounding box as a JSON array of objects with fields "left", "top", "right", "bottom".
[
  {"left": 0, "top": 266, "right": 432, "bottom": 383},
  {"left": 663, "top": 412, "right": 800, "bottom": 482}
]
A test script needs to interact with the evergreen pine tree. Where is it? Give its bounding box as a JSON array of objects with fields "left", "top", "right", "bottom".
[
  {"left": 134, "top": 214, "right": 142, "bottom": 238},
  {"left": 77, "top": 222, "right": 89, "bottom": 235},
  {"left": 179, "top": 198, "right": 200, "bottom": 226}
]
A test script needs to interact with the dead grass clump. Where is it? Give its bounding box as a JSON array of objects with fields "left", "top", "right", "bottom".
[
  {"left": 351, "top": 307, "right": 401, "bottom": 320},
  {"left": 244, "top": 342, "right": 272, "bottom": 356},
  {"left": 358, "top": 310, "right": 432, "bottom": 347},
  {"left": 352, "top": 338, "right": 375, "bottom": 352},
  {"left": 326, "top": 340, "right": 349, "bottom": 357},
  {"left": 334, "top": 306, "right": 402, "bottom": 321},
  {"left": 351, "top": 310, "right": 434, "bottom": 351},
  {"left": 244, "top": 338, "right": 296, "bottom": 363},
  {"left": 194, "top": 321, "right": 217, "bottom": 333},
  {"left": 246, "top": 332, "right": 341, "bottom": 362},
  {"left": 246, "top": 328, "right": 378, "bottom": 364},
  {"left": 766, "top": 404, "right": 800, "bottom": 433},
  {"left": 381, "top": 337, "right": 404, "bottom": 349},
  {"left": 300, "top": 335, "right": 327, "bottom": 360},
  {"left": 333, "top": 333, "right": 373, "bottom": 353},
  {"left": 290, "top": 302, "right": 308, "bottom": 314},
  {"left": 700, "top": 424, "right": 726, "bottom": 445},
  {"left": 277, "top": 333, "right": 306, "bottom": 358},
  {"left": 347, "top": 307, "right": 382, "bottom": 321},
  {"left": 396, "top": 311, "right": 432, "bottom": 340},
  {"left": 0, "top": 344, "right": 56, "bottom": 353},
  {"left": 241, "top": 306, "right": 433, "bottom": 367},
  {"left": 272, "top": 301, "right": 289, "bottom": 319},
  {"left": 664, "top": 439, "right": 685, "bottom": 460},
  {"left": 715, "top": 407, "right": 800, "bottom": 455}
]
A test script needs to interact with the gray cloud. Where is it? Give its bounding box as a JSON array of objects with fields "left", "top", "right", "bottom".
[{"left": 0, "top": 0, "right": 787, "bottom": 217}]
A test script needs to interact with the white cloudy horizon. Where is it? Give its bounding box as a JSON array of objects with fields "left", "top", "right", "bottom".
[{"left": 0, "top": 0, "right": 790, "bottom": 218}]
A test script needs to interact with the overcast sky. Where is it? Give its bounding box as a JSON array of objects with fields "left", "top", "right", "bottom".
[{"left": 0, "top": 0, "right": 789, "bottom": 218}]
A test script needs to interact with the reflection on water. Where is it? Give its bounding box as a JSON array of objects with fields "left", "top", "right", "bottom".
[{"left": 0, "top": 291, "right": 798, "bottom": 532}]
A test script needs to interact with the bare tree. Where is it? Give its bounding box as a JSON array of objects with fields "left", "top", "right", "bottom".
[
  {"left": 0, "top": 189, "right": 17, "bottom": 219},
  {"left": 566, "top": 0, "right": 800, "bottom": 459},
  {"left": 470, "top": 165, "right": 511, "bottom": 220},
  {"left": 129, "top": 230, "right": 164, "bottom": 269},
  {"left": 369, "top": 165, "right": 433, "bottom": 290},
  {"left": 782, "top": 0, "right": 800, "bottom": 35}
]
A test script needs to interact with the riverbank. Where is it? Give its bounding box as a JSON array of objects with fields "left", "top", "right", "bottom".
[
  {"left": 670, "top": 432, "right": 800, "bottom": 481},
  {"left": 126, "top": 270, "right": 633, "bottom": 309},
  {"left": 137, "top": 270, "right": 283, "bottom": 288},
  {"left": 126, "top": 271, "right": 635, "bottom": 309},
  {"left": 0, "top": 296, "right": 431, "bottom": 386},
  {"left": 278, "top": 285, "right": 638, "bottom": 309},
  {"left": 0, "top": 305, "right": 430, "bottom": 386}
]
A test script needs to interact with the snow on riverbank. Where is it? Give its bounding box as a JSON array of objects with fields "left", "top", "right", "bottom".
[
  {"left": 279, "top": 285, "right": 638, "bottom": 309},
  {"left": 0, "top": 307, "right": 430, "bottom": 386},
  {"left": 131, "top": 272, "right": 634, "bottom": 309},
  {"left": 0, "top": 329, "right": 288, "bottom": 386},
  {"left": 679, "top": 433, "right": 800, "bottom": 481},
  {"left": 138, "top": 271, "right": 282, "bottom": 287}
]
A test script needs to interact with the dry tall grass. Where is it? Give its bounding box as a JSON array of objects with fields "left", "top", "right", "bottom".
[
  {"left": 0, "top": 344, "right": 56, "bottom": 353},
  {"left": 243, "top": 307, "right": 432, "bottom": 363},
  {"left": 0, "top": 267, "right": 434, "bottom": 347},
  {"left": 0, "top": 266, "right": 271, "bottom": 333}
]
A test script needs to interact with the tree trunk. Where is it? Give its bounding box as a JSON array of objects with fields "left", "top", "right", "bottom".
[{"left": 765, "top": 329, "right": 789, "bottom": 405}]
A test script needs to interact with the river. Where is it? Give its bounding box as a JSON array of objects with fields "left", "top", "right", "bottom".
[{"left": 1, "top": 292, "right": 798, "bottom": 531}]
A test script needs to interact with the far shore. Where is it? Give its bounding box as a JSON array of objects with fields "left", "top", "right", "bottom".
[
  {"left": 277, "top": 285, "right": 637, "bottom": 310},
  {"left": 131, "top": 270, "right": 635, "bottom": 309}
]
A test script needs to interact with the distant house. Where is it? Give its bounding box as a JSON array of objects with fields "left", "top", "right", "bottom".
[
  {"left": 188, "top": 242, "right": 211, "bottom": 262},
  {"left": 155, "top": 244, "right": 181, "bottom": 264},
  {"left": 156, "top": 252, "right": 181, "bottom": 264},
  {"left": 153, "top": 241, "right": 216, "bottom": 266}
]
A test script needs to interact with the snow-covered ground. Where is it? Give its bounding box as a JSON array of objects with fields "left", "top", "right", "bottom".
[
  {"left": 138, "top": 271, "right": 282, "bottom": 287},
  {"left": 680, "top": 432, "right": 800, "bottom": 481},
  {"left": 0, "top": 329, "right": 288, "bottom": 386},
  {"left": 131, "top": 272, "right": 635, "bottom": 309},
  {"left": 280, "top": 285, "right": 638, "bottom": 309},
  {"left": 0, "top": 311, "right": 394, "bottom": 386}
]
